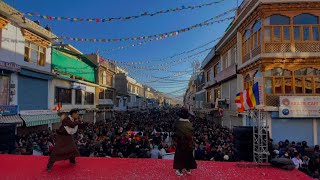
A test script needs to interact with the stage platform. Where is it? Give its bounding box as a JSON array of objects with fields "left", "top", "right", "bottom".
[{"left": 0, "top": 155, "right": 311, "bottom": 180}]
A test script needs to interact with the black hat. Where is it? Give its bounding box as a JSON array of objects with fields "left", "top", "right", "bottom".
[{"left": 69, "top": 108, "right": 79, "bottom": 115}]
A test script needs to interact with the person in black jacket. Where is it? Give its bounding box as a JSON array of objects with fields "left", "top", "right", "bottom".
[{"left": 173, "top": 108, "right": 197, "bottom": 176}]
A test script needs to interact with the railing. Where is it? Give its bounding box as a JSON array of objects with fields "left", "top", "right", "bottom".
[{"left": 263, "top": 24, "right": 320, "bottom": 53}]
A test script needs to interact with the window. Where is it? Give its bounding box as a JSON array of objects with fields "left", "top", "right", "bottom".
[
  {"left": 206, "top": 90, "right": 211, "bottom": 103},
  {"left": 55, "top": 87, "right": 72, "bottom": 104},
  {"left": 293, "top": 13, "right": 318, "bottom": 25},
  {"left": 0, "top": 75, "right": 9, "bottom": 105},
  {"left": 107, "top": 75, "right": 113, "bottom": 86},
  {"left": 293, "top": 14, "right": 319, "bottom": 42},
  {"left": 264, "top": 68, "right": 320, "bottom": 95},
  {"left": 85, "top": 92, "right": 94, "bottom": 105},
  {"left": 105, "top": 90, "right": 113, "bottom": 99},
  {"left": 264, "top": 15, "right": 290, "bottom": 25},
  {"left": 128, "top": 84, "right": 132, "bottom": 92},
  {"left": 75, "top": 90, "right": 82, "bottom": 104},
  {"left": 102, "top": 71, "right": 107, "bottom": 85},
  {"left": 99, "top": 88, "right": 104, "bottom": 99},
  {"left": 206, "top": 70, "right": 212, "bottom": 82},
  {"left": 230, "top": 46, "right": 236, "bottom": 65},
  {"left": 222, "top": 53, "right": 228, "bottom": 69},
  {"left": 24, "top": 41, "right": 45, "bottom": 66},
  {"left": 214, "top": 88, "right": 221, "bottom": 101},
  {"left": 253, "top": 20, "right": 262, "bottom": 48},
  {"left": 214, "top": 63, "right": 219, "bottom": 78}
]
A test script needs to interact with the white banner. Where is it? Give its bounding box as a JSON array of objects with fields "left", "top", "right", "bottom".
[{"left": 279, "top": 96, "right": 320, "bottom": 118}]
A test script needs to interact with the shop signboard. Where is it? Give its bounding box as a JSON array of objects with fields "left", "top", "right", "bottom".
[
  {"left": 0, "top": 61, "right": 21, "bottom": 72},
  {"left": 279, "top": 96, "right": 320, "bottom": 118},
  {"left": 0, "top": 105, "right": 19, "bottom": 115}
]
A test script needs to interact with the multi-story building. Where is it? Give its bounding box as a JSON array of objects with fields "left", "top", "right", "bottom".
[
  {"left": 143, "top": 85, "right": 159, "bottom": 109},
  {"left": 50, "top": 44, "right": 98, "bottom": 124},
  {"left": 0, "top": 1, "right": 60, "bottom": 133},
  {"left": 86, "top": 54, "right": 116, "bottom": 121},
  {"left": 114, "top": 73, "right": 144, "bottom": 110},
  {"left": 199, "top": 0, "right": 320, "bottom": 145}
]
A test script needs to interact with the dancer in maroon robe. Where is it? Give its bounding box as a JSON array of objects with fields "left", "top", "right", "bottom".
[
  {"left": 173, "top": 108, "right": 197, "bottom": 176},
  {"left": 46, "top": 109, "right": 83, "bottom": 172}
]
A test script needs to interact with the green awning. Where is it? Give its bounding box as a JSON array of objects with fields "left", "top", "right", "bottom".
[
  {"left": 0, "top": 115, "right": 23, "bottom": 127},
  {"left": 20, "top": 114, "right": 60, "bottom": 127},
  {"left": 52, "top": 49, "right": 96, "bottom": 83}
]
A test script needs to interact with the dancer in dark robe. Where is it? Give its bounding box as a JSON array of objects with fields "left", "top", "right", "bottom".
[
  {"left": 46, "top": 109, "right": 83, "bottom": 172},
  {"left": 173, "top": 108, "right": 197, "bottom": 176}
]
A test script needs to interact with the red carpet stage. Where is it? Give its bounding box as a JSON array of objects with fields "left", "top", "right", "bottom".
[{"left": 0, "top": 155, "right": 311, "bottom": 180}]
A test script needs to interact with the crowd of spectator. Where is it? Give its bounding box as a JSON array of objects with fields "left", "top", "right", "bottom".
[
  {"left": 270, "top": 139, "right": 320, "bottom": 178},
  {"left": 11, "top": 109, "right": 235, "bottom": 162}
]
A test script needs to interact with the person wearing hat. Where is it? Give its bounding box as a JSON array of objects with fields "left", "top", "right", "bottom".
[
  {"left": 173, "top": 108, "right": 197, "bottom": 176},
  {"left": 46, "top": 109, "right": 84, "bottom": 172}
]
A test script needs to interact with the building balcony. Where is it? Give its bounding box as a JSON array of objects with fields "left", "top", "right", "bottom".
[{"left": 215, "top": 64, "right": 237, "bottom": 83}]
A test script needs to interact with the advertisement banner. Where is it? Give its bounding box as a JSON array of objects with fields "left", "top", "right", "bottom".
[
  {"left": 279, "top": 96, "right": 320, "bottom": 118},
  {"left": 0, "top": 105, "right": 19, "bottom": 115}
]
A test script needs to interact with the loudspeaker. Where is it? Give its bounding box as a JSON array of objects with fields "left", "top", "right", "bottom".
[
  {"left": 0, "top": 123, "right": 16, "bottom": 153},
  {"left": 233, "top": 126, "right": 253, "bottom": 162}
]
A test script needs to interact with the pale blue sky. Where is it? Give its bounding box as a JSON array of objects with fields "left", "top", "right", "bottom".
[{"left": 6, "top": 0, "right": 239, "bottom": 99}]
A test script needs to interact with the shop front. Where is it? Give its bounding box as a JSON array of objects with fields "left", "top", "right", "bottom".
[{"left": 271, "top": 96, "right": 320, "bottom": 146}]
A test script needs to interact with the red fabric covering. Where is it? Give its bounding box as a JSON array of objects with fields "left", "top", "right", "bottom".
[{"left": 0, "top": 155, "right": 311, "bottom": 180}]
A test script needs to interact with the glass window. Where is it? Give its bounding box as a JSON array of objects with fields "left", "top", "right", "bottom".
[
  {"left": 55, "top": 87, "right": 72, "bottom": 104},
  {"left": 99, "top": 88, "right": 104, "bottom": 99},
  {"left": 305, "top": 78, "right": 313, "bottom": 94},
  {"left": 245, "top": 30, "right": 250, "bottom": 40},
  {"left": 206, "top": 91, "right": 211, "bottom": 102},
  {"left": 85, "top": 92, "right": 94, "bottom": 105},
  {"left": 274, "top": 78, "right": 283, "bottom": 94},
  {"left": 312, "top": 27, "right": 319, "bottom": 41},
  {"left": 206, "top": 70, "right": 211, "bottom": 82},
  {"left": 273, "top": 27, "right": 281, "bottom": 42},
  {"left": 265, "top": 78, "right": 273, "bottom": 94},
  {"left": 284, "top": 78, "right": 293, "bottom": 94},
  {"left": 315, "top": 78, "right": 320, "bottom": 94},
  {"left": 293, "top": 13, "right": 319, "bottom": 25},
  {"left": 303, "top": 27, "right": 310, "bottom": 41},
  {"left": 75, "top": 90, "right": 82, "bottom": 104},
  {"left": 102, "top": 71, "right": 107, "bottom": 85},
  {"left": 284, "top": 27, "right": 290, "bottom": 41},
  {"left": 105, "top": 90, "right": 113, "bottom": 99},
  {"left": 265, "top": 15, "right": 290, "bottom": 25},
  {"left": 253, "top": 20, "right": 261, "bottom": 33},
  {"left": 0, "top": 75, "right": 9, "bottom": 105},
  {"left": 295, "top": 77, "right": 303, "bottom": 94},
  {"left": 264, "top": 28, "right": 271, "bottom": 42},
  {"left": 294, "top": 27, "right": 301, "bottom": 41},
  {"left": 24, "top": 40, "right": 45, "bottom": 66}
]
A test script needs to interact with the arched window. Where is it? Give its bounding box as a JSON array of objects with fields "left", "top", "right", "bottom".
[
  {"left": 295, "top": 68, "right": 320, "bottom": 94},
  {"left": 253, "top": 20, "right": 261, "bottom": 33},
  {"left": 264, "top": 15, "right": 290, "bottom": 43},
  {"left": 264, "top": 14, "right": 290, "bottom": 25},
  {"left": 293, "top": 13, "right": 318, "bottom": 25},
  {"left": 252, "top": 20, "right": 262, "bottom": 48},
  {"left": 293, "top": 14, "right": 319, "bottom": 41},
  {"left": 265, "top": 68, "right": 293, "bottom": 94},
  {"left": 245, "top": 29, "right": 251, "bottom": 40},
  {"left": 102, "top": 71, "right": 107, "bottom": 85}
]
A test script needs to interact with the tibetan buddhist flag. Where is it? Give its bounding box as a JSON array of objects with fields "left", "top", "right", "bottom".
[{"left": 235, "top": 82, "right": 260, "bottom": 112}]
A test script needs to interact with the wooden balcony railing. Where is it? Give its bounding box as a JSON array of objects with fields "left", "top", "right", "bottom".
[{"left": 243, "top": 24, "right": 320, "bottom": 62}]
